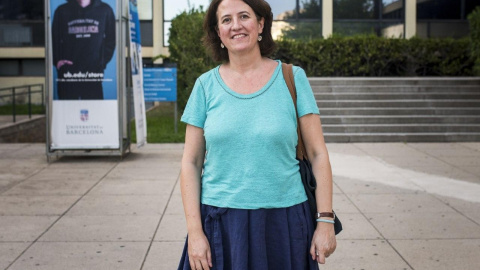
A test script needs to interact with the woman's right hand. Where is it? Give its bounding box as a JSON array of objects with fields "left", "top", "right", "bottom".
[{"left": 188, "top": 231, "right": 213, "bottom": 270}]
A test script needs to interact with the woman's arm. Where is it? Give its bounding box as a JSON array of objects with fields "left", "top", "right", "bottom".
[
  {"left": 298, "top": 114, "right": 337, "bottom": 264},
  {"left": 180, "top": 124, "right": 212, "bottom": 269}
]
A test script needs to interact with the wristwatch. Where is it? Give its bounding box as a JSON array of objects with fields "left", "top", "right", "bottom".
[{"left": 316, "top": 211, "right": 335, "bottom": 219}]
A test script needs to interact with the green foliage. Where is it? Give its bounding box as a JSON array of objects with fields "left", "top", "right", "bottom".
[
  {"left": 468, "top": 7, "right": 480, "bottom": 76},
  {"left": 167, "top": 8, "right": 218, "bottom": 113},
  {"left": 131, "top": 104, "right": 186, "bottom": 143},
  {"left": 274, "top": 35, "right": 474, "bottom": 77},
  {"left": 0, "top": 104, "right": 45, "bottom": 115}
]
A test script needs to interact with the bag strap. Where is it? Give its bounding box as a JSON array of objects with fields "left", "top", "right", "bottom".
[{"left": 282, "top": 63, "right": 308, "bottom": 161}]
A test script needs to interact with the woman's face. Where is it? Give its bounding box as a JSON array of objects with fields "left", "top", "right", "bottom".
[{"left": 216, "top": 0, "right": 264, "bottom": 56}]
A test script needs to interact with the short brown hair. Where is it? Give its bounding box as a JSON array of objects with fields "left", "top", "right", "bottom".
[{"left": 203, "top": 0, "right": 276, "bottom": 62}]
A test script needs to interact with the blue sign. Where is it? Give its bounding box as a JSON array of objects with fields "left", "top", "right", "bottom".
[{"left": 143, "top": 67, "right": 177, "bottom": 102}]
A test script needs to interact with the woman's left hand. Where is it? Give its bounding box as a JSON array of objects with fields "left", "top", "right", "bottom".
[{"left": 310, "top": 221, "right": 337, "bottom": 264}]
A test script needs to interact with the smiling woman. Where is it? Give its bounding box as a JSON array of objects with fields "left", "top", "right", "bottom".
[{"left": 176, "top": 0, "right": 336, "bottom": 270}]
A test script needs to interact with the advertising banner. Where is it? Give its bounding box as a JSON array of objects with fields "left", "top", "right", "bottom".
[
  {"left": 128, "top": 0, "right": 147, "bottom": 147},
  {"left": 49, "top": 0, "right": 119, "bottom": 149},
  {"left": 143, "top": 67, "right": 177, "bottom": 102}
]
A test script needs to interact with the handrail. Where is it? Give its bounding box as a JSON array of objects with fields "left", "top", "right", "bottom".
[{"left": 0, "top": 84, "right": 44, "bottom": 123}]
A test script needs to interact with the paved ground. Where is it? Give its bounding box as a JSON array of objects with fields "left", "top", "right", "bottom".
[{"left": 1, "top": 142, "right": 480, "bottom": 270}]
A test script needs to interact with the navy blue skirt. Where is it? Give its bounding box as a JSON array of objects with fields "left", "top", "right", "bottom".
[{"left": 178, "top": 201, "right": 319, "bottom": 270}]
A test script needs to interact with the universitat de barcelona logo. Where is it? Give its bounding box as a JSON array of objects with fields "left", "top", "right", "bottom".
[{"left": 80, "top": 109, "right": 89, "bottom": 122}]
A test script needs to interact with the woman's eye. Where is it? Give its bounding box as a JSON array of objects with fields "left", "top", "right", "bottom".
[
  {"left": 241, "top": 14, "right": 249, "bottom": 19},
  {"left": 222, "top": 18, "right": 231, "bottom": 23}
]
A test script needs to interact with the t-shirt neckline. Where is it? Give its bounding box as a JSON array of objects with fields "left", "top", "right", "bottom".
[{"left": 214, "top": 60, "right": 281, "bottom": 99}]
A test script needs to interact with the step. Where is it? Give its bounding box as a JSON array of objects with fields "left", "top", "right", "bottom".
[
  {"left": 309, "top": 77, "right": 480, "bottom": 86},
  {"left": 322, "top": 124, "right": 480, "bottom": 133},
  {"left": 311, "top": 85, "right": 480, "bottom": 93},
  {"left": 320, "top": 115, "right": 480, "bottom": 124},
  {"left": 323, "top": 132, "right": 480, "bottom": 143},
  {"left": 314, "top": 93, "right": 480, "bottom": 100},
  {"left": 316, "top": 100, "right": 480, "bottom": 108},
  {"left": 319, "top": 108, "right": 480, "bottom": 116}
]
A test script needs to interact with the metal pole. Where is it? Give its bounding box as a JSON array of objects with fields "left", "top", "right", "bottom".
[
  {"left": 28, "top": 85, "right": 32, "bottom": 119},
  {"left": 174, "top": 102, "right": 178, "bottom": 134},
  {"left": 41, "top": 84, "right": 44, "bottom": 107},
  {"left": 12, "top": 87, "right": 16, "bottom": 123}
]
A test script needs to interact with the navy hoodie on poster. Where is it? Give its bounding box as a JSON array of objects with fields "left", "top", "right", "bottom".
[{"left": 52, "top": 0, "right": 116, "bottom": 100}]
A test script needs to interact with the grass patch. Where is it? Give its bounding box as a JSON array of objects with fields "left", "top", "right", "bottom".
[
  {"left": 0, "top": 104, "right": 45, "bottom": 115},
  {"left": 131, "top": 103, "right": 186, "bottom": 143}
]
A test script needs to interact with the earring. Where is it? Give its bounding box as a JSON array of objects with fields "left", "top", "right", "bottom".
[
  {"left": 220, "top": 43, "right": 225, "bottom": 48},
  {"left": 258, "top": 35, "right": 262, "bottom": 42}
]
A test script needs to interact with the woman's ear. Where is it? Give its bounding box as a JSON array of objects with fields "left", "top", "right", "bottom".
[{"left": 258, "top": 17, "right": 265, "bottom": 34}]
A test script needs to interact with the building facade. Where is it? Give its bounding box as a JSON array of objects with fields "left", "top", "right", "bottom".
[{"left": 0, "top": 0, "right": 479, "bottom": 89}]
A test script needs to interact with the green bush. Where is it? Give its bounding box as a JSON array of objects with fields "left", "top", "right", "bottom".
[
  {"left": 166, "top": 8, "right": 217, "bottom": 113},
  {"left": 274, "top": 36, "right": 473, "bottom": 77},
  {"left": 468, "top": 6, "right": 480, "bottom": 75}
]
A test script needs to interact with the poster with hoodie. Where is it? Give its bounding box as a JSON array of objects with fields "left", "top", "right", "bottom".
[
  {"left": 50, "top": 0, "right": 119, "bottom": 149},
  {"left": 128, "top": 0, "right": 147, "bottom": 147}
]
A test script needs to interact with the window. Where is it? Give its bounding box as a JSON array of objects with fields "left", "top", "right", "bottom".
[
  {"left": 0, "top": 59, "right": 45, "bottom": 76},
  {"left": 332, "top": 0, "right": 404, "bottom": 37},
  {"left": 0, "top": 0, "right": 44, "bottom": 20}
]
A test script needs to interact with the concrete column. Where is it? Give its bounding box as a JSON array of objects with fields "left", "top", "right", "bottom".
[
  {"left": 405, "top": 0, "right": 416, "bottom": 39},
  {"left": 153, "top": 0, "right": 169, "bottom": 62},
  {"left": 322, "top": 0, "right": 333, "bottom": 38}
]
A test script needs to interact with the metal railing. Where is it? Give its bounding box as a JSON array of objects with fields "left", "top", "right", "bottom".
[{"left": 0, "top": 84, "right": 44, "bottom": 123}]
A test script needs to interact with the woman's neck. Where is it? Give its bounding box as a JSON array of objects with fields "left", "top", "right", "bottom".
[{"left": 225, "top": 50, "right": 264, "bottom": 74}]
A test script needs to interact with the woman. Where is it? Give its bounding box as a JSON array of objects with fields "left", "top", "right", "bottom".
[{"left": 178, "top": 0, "right": 336, "bottom": 269}]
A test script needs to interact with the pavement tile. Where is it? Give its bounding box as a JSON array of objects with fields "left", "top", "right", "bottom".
[
  {"left": 104, "top": 167, "right": 180, "bottom": 181},
  {"left": 354, "top": 142, "right": 424, "bottom": 157},
  {"left": 435, "top": 195, "right": 480, "bottom": 213},
  {"left": 376, "top": 155, "right": 448, "bottom": 167},
  {"left": 172, "top": 181, "right": 181, "bottom": 195},
  {"left": 0, "top": 180, "right": 11, "bottom": 191},
  {"left": 366, "top": 212, "right": 480, "bottom": 239},
  {"left": 39, "top": 216, "right": 160, "bottom": 242},
  {"left": 335, "top": 213, "right": 383, "bottom": 240},
  {"left": 89, "top": 179, "right": 176, "bottom": 195},
  {"left": 459, "top": 166, "right": 480, "bottom": 177},
  {"left": 406, "top": 143, "right": 470, "bottom": 150},
  {"left": 399, "top": 166, "right": 480, "bottom": 184},
  {"left": 464, "top": 211, "right": 480, "bottom": 225},
  {"left": 410, "top": 148, "right": 480, "bottom": 158},
  {"left": 47, "top": 161, "right": 118, "bottom": 170},
  {"left": 348, "top": 194, "right": 455, "bottom": 213},
  {"left": 320, "top": 240, "right": 411, "bottom": 270},
  {"left": 0, "top": 195, "right": 79, "bottom": 216},
  {"left": 154, "top": 214, "right": 187, "bottom": 241},
  {"left": 29, "top": 168, "right": 108, "bottom": 181},
  {"left": 0, "top": 216, "right": 58, "bottom": 242},
  {"left": 460, "top": 143, "right": 480, "bottom": 151},
  {"left": 334, "top": 176, "right": 423, "bottom": 194},
  {"left": 435, "top": 156, "right": 480, "bottom": 167},
  {"left": 0, "top": 242, "right": 31, "bottom": 270},
  {"left": 164, "top": 194, "right": 186, "bottom": 215},
  {"left": 333, "top": 194, "right": 360, "bottom": 214},
  {"left": 142, "top": 241, "right": 185, "bottom": 270},
  {"left": 325, "top": 143, "right": 367, "bottom": 156},
  {"left": 8, "top": 242, "right": 149, "bottom": 270},
  {"left": 3, "top": 179, "right": 98, "bottom": 196},
  {"left": 390, "top": 239, "right": 480, "bottom": 270},
  {"left": 66, "top": 195, "right": 168, "bottom": 216}
]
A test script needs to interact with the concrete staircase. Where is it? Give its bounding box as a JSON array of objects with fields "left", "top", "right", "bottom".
[{"left": 311, "top": 78, "right": 480, "bottom": 142}]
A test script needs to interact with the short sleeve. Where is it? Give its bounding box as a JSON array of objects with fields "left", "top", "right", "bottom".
[
  {"left": 181, "top": 78, "right": 207, "bottom": 128},
  {"left": 294, "top": 67, "right": 320, "bottom": 117}
]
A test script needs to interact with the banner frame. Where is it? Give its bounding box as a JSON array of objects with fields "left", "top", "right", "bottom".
[{"left": 45, "top": 0, "right": 131, "bottom": 161}]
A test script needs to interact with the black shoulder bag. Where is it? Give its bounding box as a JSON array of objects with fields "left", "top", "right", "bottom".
[{"left": 282, "top": 63, "right": 342, "bottom": 235}]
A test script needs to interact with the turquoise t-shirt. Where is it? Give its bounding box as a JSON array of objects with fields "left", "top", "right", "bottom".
[{"left": 181, "top": 60, "right": 320, "bottom": 209}]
